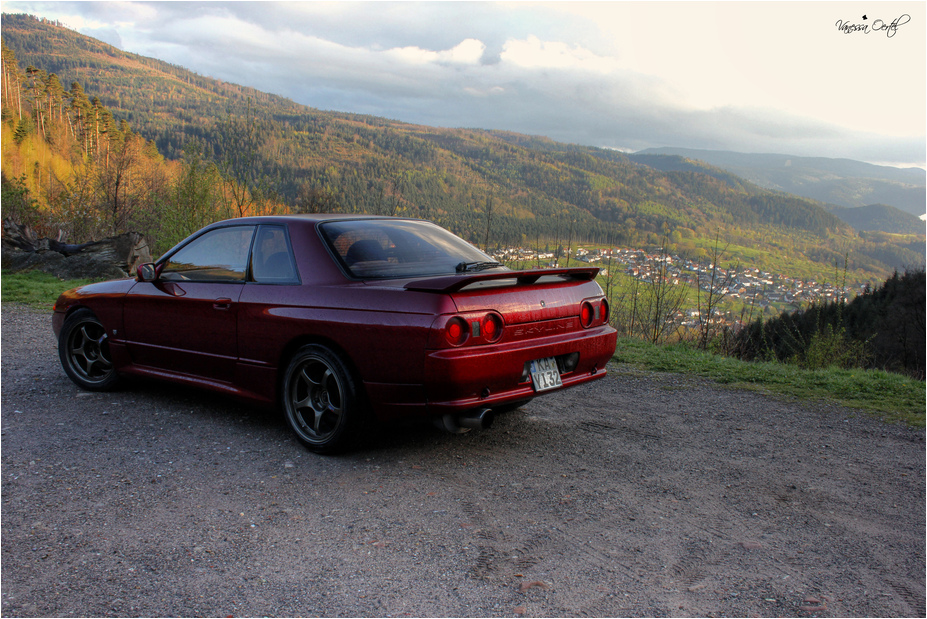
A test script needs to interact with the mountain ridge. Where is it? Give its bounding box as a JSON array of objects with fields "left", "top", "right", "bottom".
[
  {"left": 824, "top": 203, "right": 925, "bottom": 236},
  {"left": 634, "top": 147, "right": 926, "bottom": 217}
]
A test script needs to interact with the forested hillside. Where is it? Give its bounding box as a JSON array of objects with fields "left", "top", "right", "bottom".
[
  {"left": 733, "top": 268, "right": 926, "bottom": 378},
  {"left": 634, "top": 147, "right": 926, "bottom": 217},
  {"left": 824, "top": 203, "right": 925, "bottom": 236},
  {"left": 2, "top": 13, "right": 923, "bottom": 280}
]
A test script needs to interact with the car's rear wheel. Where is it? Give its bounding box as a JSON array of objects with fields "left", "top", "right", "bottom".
[
  {"left": 58, "top": 308, "right": 120, "bottom": 391},
  {"left": 282, "top": 344, "right": 363, "bottom": 454}
]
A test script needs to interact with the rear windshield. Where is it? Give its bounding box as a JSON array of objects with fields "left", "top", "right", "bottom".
[{"left": 320, "top": 219, "right": 503, "bottom": 279}]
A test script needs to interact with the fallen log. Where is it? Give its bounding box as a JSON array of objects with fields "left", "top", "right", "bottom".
[
  {"left": 1, "top": 219, "right": 152, "bottom": 280},
  {"left": 47, "top": 239, "right": 98, "bottom": 257}
]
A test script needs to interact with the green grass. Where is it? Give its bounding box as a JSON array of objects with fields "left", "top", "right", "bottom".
[
  {"left": 614, "top": 337, "right": 926, "bottom": 428},
  {"left": 1, "top": 270, "right": 94, "bottom": 309}
]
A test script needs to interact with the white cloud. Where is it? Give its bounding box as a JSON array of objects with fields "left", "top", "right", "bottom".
[
  {"left": 463, "top": 85, "right": 506, "bottom": 97},
  {"left": 556, "top": 1, "right": 925, "bottom": 138},
  {"left": 385, "top": 38, "right": 485, "bottom": 66},
  {"left": 440, "top": 38, "right": 486, "bottom": 65},
  {"left": 500, "top": 35, "right": 618, "bottom": 73}
]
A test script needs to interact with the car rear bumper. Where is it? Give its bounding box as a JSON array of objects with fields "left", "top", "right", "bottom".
[{"left": 365, "top": 324, "right": 617, "bottom": 421}]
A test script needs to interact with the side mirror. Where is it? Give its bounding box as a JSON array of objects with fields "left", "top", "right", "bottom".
[{"left": 137, "top": 262, "right": 159, "bottom": 282}]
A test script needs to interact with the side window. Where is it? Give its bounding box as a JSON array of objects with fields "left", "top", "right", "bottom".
[
  {"left": 250, "top": 225, "right": 299, "bottom": 284},
  {"left": 161, "top": 226, "right": 255, "bottom": 282}
]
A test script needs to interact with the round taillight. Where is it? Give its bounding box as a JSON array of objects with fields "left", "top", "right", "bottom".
[
  {"left": 482, "top": 313, "right": 503, "bottom": 343},
  {"left": 445, "top": 317, "right": 469, "bottom": 346},
  {"left": 600, "top": 299, "right": 610, "bottom": 324},
  {"left": 580, "top": 301, "right": 594, "bottom": 328}
]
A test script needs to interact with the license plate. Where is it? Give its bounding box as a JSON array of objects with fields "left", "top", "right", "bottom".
[{"left": 530, "top": 357, "right": 563, "bottom": 392}]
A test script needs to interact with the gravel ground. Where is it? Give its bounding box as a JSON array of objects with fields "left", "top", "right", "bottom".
[{"left": 1, "top": 304, "right": 924, "bottom": 618}]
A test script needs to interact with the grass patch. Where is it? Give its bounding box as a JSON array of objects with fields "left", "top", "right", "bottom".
[
  {"left": 1, "top": 270, "right": 95, "bottom": 309},
  {"left": 614, "top": 337, "right": 925, "bottom": 428}
]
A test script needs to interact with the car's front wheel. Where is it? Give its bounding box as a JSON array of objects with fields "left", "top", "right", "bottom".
[
  {"left": 58, "top": 308, "right": 121, "bottom": 391},
  {"left": 282, "top": 344, "right": 364, "bottom": 454}
]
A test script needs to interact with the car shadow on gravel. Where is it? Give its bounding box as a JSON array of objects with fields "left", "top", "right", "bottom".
[{"left": 108, "top": 373, "right": 509, "bottom": 457}]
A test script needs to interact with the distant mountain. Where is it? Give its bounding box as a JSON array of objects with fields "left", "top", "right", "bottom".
[
  {"left": 625, "top": 153, "right": 751, "bottom": 190},
  {"left": 825, "top": 204, "right": 926, "bottom": 235},
  {"left": 633, "top": 147, "right": 926, "bottom": 218}
]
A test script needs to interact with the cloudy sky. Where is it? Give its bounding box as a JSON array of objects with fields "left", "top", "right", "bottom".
[{"left": 6, "top": 1, "right": 926, "bottom": 167}]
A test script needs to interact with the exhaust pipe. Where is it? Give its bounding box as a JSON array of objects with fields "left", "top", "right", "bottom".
[
  {"left": 436, "top": 408, "right": 495, "bottom": 433},
  {"left": 458, "top": 408, "right": 494, "bottom": 430}
]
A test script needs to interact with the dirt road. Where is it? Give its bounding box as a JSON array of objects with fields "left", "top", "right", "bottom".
[{"left": 2, "top": 305, "right": 924, "bottom": 617}]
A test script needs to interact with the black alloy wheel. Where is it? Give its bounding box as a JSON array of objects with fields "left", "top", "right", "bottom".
[
  {"left": 282, "top": 344, "right": 364, "bottom": 454},
  {"left": 58, "top": 308, "right": 121, "bottom": 391}
]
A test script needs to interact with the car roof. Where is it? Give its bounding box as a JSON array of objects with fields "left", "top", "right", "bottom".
[{"left": 214, "top": 213, "right": 427, "bottom": 226}]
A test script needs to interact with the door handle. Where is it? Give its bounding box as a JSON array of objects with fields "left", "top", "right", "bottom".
[{"left": 213, "top": 298, "right": 232, "bottom": 310}]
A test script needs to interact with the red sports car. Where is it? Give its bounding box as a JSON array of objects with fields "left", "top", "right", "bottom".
[{"left": 52, "top": 215, "right": 618, "bottom": 453}]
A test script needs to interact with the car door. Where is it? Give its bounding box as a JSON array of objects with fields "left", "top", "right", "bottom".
[{"left": 123, "top": 225, "right": 256, "bottom": 383}]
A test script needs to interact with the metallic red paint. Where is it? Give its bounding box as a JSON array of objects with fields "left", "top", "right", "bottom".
[{"left": 52, "top": 215, "right": 618, "bottom": 448}]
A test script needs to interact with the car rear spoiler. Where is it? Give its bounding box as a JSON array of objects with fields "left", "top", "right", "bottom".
[{"left": 404, "top": 267, "right": 600, "bottom": 293}]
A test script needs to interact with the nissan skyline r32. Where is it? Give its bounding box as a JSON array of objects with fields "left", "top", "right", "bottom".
[{"left": 52, "top": 215, "right": 618, "bottom": 453}]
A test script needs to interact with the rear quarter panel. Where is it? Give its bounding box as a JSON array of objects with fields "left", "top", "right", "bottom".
[{"left": 236, "top": 281, "right": 457, "bottom": 399}]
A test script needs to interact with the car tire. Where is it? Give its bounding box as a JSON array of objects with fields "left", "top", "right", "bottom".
[
  {"left": 282, "top": 344, "right": 364, "bottom": 454},
  {"left": 58, "top": 308, "right": 121, "bottom": 391}
]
